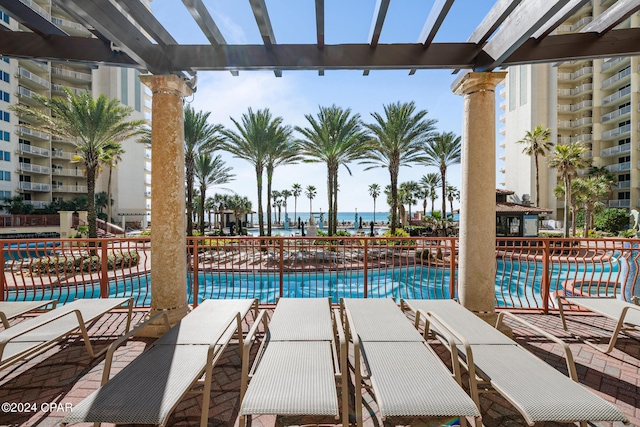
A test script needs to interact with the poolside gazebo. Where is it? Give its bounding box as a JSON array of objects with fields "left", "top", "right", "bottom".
[{"left": 3, "top": 0, "right": 640, "bottom": 332}]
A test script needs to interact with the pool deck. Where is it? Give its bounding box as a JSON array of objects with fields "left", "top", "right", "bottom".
[{"left": 0, "top": 306, "right": 638, "bottom": 427}]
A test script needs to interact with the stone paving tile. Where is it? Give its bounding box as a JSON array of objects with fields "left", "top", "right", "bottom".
[{"left": 0, "top": 308, "right": 637, "bottom": 426}]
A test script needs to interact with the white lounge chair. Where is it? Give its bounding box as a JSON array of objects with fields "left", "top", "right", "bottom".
[
  {"left": 0, "top": 297, "right": 132, "bottom": 369},
  {"left": 557, "top": 295, "right": 640, "bottom": 353},
  {"left": 239, "top": 298, "right": 347, "bottom": 427},
  {"left": 341, "top": 298, "right": 481, "bottom": 427},
  {"left": 0, "top": 300, "right": 56, "bottom": 328},
  {"left": 62, "top": 299, "right": 258, "bottom": 427},
  {"left": 403, "top": 299, "right": 629, "bottom": 426}
]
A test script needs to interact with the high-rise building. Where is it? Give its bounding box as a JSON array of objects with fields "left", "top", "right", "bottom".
[
  {"left": 499, "top": 0, "right": 637, "bottom": 228},
  {"left": 0, "top": 1, "right": 151, "bottom": 229}
]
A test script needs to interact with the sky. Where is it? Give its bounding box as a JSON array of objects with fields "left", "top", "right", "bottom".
[{"left": 151, "top": 0, "right": 498, "bottom": 214}]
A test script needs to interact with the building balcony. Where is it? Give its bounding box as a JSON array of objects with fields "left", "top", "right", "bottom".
[
  {"left": 570, "top": 100, "right": 592, "bottom": 112},
  {"left": 52, "top": 184, "right": 87, "bottom": 193},
  {"left": 558, "top": 120, "right": 572, "bottom": 129},
  {"left": 557, "top": 104, "right": 571, "bottom": 112},
  {"left": 557, "top": 136, "right": 571, "bottom": 144},
  {"left": 18, "top": 162, "right": 51, "bottom": 175},
  {"left": 18, "top": 181, "right": 51, "bottom": 192},
  {"left": 16, "top": 86, "right": 42, "bottom": 107},
  {"left": 17, "top": 67, "right": 50, "bottom": 90},
  {"left": 602, "top": 86, "right": 631, "bottom": 105},
  {"left": 19, "top": 59, "right": 48, "bottom": 74},
  {"left": 601, "top": 124, "right": 631, "bottom": 140},
  {"left": 616, "top": 181, "right": 631, "bottom": 190},
  {"left": 17, "top": 126, "right": 50, "bottom": 141},
  {"left": 556, "top": 16, "right": 593, "bottom": 34},
  {"left": 18, "top": 0, "right": 50, "bottom": 20},
  {"left": 24, "top": 200, "right": 49, "bottom": 209},
  {"left": 601, "top": 105, "right": 631, "bottom": 123},
  {"left": 605, "top": 162, "right": 631, "bottom": 173},
  {"left": 570, "top": 117, "right": 593, "bottom": 128},
  {"left": 570, "top": 134, "right": 592, "bottom": 144},
  {"left": 608, "top": 199, "right": 631, "bottom": 208},
  {"left": 601, "top": 67, "right": 631, "bottom": 89},
  {"left": 18, "top": 143, "right": 50, "bottom": 158},
  {"left": 52, "top": 167, "right": 84, "bottom": 177},
  {"left": 51, "top": 16, "right": 88, "bottom": 34},
  {"left": 557, "top": 88, "right": 572, "bottom": 97},
  {"left": 570, "top": 84, "right": 593, "bottom": 96},
  {"left": 51, "top": 67, "right": 91, "bottom": 83},
  {"left": 51, "top": 149, "right": 76, "bottom": 160},
  {"left": 600, "top": 142, "right": 631, "bottom": 157},
  {"left": 601, "top": 57, "right": 626, "bottom": 72},
  {"left": 51, "top": 84, "right": 87, "bottom": 97}
]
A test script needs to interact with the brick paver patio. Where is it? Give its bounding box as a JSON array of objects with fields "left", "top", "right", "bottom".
[{"left": 0, "top": 306, "right": 637, "bottom": 427}]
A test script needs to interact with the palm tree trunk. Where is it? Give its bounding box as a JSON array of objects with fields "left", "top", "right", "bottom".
[
  {"left": 327, "top": 168, "right": 333, "bottom": 234},
  {"left": 390, "top": 162, "right": 399, "bottom": 234},
  {"left": 87, "top": 164, "right": 98, "bottom": 239},
  {"left": 199, "top": 183, "right": 206, "bottom": 234},
  {"left": 584, "top": 205, "right": 590, "bottom": 237},
  {"left": 256, "top": 167, "right": 264, "bottom": 236},
  {"left": 441, "top": 167, "right": 447, "bottom": 219},
  {"left": 107, "top": 167, "right": 113, "bottom": 224},
  {"left": 373, "top": 198, "right": 377, "bottom": 224},
  {"left": 534, "top": 154, "right": 540, "bottom": 207},
  {"left": 266, "top": 170, "right": 273, "bottom": 236},
  {"left": 563, "top": 175, "right": 571, "bottom": 238},
  {"left": 294, "top": 197, "right": 298, "bottom": 226}
]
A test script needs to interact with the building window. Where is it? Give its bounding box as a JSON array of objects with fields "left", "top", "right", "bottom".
[
  {"left": 0, "top": 151, "right": 9, "bottom": 161},
  {"left": 2, "top": 72, "right": 9, "bottom": 83},
  {"left": 3, "top": 132, "right": 9, "bottom": 142},
  {"left": 121, "top": 68, "right": 128, "bottom": 106},
  {"left": 519, "top": 65, "right": 527, "bottom": 106},
  {"left": 509, "top": 69, "right": 517, "bottom": 111},
  {"left": 0, "top": 91, "right": 8, "bottom": 102},
  {"left": 2, "top": 111, "right": 9, "bottom": 122},
  {"left": 134, "top": 70, "right": 141, "bottom": 112},
  {"left": 0, "top": 11, "right": 9, "bottom": 24},
  {"left": 1, "top": 191, "right": 10, "bottom": 199}
]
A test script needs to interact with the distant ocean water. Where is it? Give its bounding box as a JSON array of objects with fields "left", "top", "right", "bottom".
[{"left": 265, "top": 212, "right": 390, "bottom": 224}]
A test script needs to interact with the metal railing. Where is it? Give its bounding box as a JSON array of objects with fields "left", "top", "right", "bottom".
[
  {"left": 18, "top": 162, "right": 51, "bottom": 174},
  {"left": 600, "top": 142, "right": 631, "bottom": 157},
  {"left": 602, "top": 86, "right": 631, "bottom": 105},
  {"left": 18, "top": 143, "right": 50, "bottom": 157},
  {"left": 1, "top": 237, "right": 638, "bottom": 312},
  {"left": 605, "top": 161, "right": 631, "bottom": 172},
  {"left": 17, "top": 126, "right": 50, "bottom": 141},
  {"left": 601, "top": 124, "right": 631, "bottom": 140},
  {"left": 601, "top": 66, "right": 631, "bottom": 89},
  {"left": 18, "top": 182, "right": 51, "bottom": 192},
  {"left": 601, "top": 57, "right": 625, "bottom": 71},
  {"left": 570, "top": 100, "right": 592, "bottom": 111},
  {"left": 601, "top": 104, "right": 631, "bottom": 122},
  {"left": 17, "top": 67, "right": 50, "bottom": 89},
  {"left": 51, "top": 67, "right": 92, "bottom": 81}
]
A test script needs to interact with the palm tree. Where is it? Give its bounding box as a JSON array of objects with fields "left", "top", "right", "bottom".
[
  {"left": 419, "top": 173, "right": 441, "bottom": 216},
  {"left": 184, "top": 105, "right": 224, "bottom": 236},
  {"left": 573, "top": 175, "right": 613, "bottom": 237},
  {"left": 281, "top": 189, "right": 292, "bottom": 218},
  {"left": 226, "top": 194, "right": 252, "bottom": 235},
  {"left": 265, "top": 136, "right": 299, "bottom": 235},
  {"left": 368, "top": 183, "right": 381, "bottom": 224},
  {"left": 2, "top": 196, "right": 34, "bottom": 215},
  {"left": 362, "top": 101, "right": 437, "bottom": 233},
  {"left": 399, "top": 180, "right": 420, "bottom": 226},
  {"left": 222, "top": 108, "right": 288, "bottom": 237},
  {"left": 517, "top": 125, "right": 553, "bottom": 207},
  {"left": 100, "top": 142, "right": 125, "bottom": 223},
  {"left": 296, "top": 105, "right": 370, "bottom": 235},
  {"left": 271, "top": 190, "right": 282, "bottom": 225},
  {"left": 305, "top": 185, "right": 317, "bottom": 216},
  {"left": 94, "top": 191, "right": 109, "bottom": 215},
  {"left": 194, "top": 153, "right": 235, "bottom": 234},
  {"left": 211, "top": 193, "right": 230, "bottom": 232},
  {"left": 204, "top": 197, "right": 216, "bottom": 229},
  {"left": 292, "top": 183, "right": 302, "bottom": 225},
  {"left": 548, "top": 142, "right": 591, "bottom": 237},
  {"left": 10, "top": 88, "right": 146, "bottom": 238},
  {"left": 446, "top": 185, "right": 460, "bottom": 218},
  {"left": 423, "top": 131, "right": 461, "bottom": 219}
]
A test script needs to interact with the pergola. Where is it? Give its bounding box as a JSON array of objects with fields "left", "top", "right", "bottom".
[{"left": 2, "top": 0, "right": 640, "bottom": 332}]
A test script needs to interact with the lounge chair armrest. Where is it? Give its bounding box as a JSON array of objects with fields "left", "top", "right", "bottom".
[
  {"left": 101, "top": 311, "right": 171, "bottom": 385},
  {"left": 496, "top": 312, "right": 579, "bottom": 381},
  {"left": 0, "top": 308, "right": 86, "bottom": 346},
  {"left": 240, "top": 309, "right": 268, "bottom": 403},
  {"left": 207, "top": 311, "right": 243, "bottom": 357},
  {"left": 332, "top": 308, "right": 346, "bottom": 376},
  {"left": 633, "top": 296, "right": 639, "bottom": 305},
  {"left": 416, "top": 309, "right": 475, "bottom": 390}
]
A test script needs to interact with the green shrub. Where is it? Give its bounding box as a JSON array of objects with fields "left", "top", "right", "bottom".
[
  {"left": 593, "top": 208, "right": 630, "bottom": 234},
  {"left": 29, "top": 250, "right": 140, "bottom": 274},
  {"left": 618, "top": 228, "right": 638, "bottom": 238}
]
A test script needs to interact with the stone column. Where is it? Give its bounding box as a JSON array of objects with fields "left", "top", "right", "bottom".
[
  {"left": 453, "top": 72, "right": 506, "bottom": 325},
  {"left": 139, "top": 74, "right": 192, "bottom": 336}
]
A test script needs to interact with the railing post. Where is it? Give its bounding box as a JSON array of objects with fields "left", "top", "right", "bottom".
[
  {"left": 0, "top": 242, "right": 5, "bottom": 301},
  {"left": 449, "top": 238, "right": 457, "bottom": 300},
  {"left": 279, "top": 239, "right": 284, "bottom": 299},
  {"left": 541, "top": 239, "right": 551, "bottom": 314},
  {"left": 363, "top": 238, "right": 368, "bottom": 298},
  {"left": 192, "top": 238, "right": 199, "bottom": 307},
  {"left": 99, "top": 239, "right": 109, "bottom": 298}
]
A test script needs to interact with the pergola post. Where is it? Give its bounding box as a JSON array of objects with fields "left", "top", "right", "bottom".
[
  {"left": 139, "top": 74, "right": 192, "bottom": 336},
  {"left": 453, "top": 71, "right": 506, "bottom": 325}
]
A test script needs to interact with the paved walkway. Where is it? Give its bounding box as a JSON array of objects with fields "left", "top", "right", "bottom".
[{"left": 0, "top": 306, "right": 637, "bottom": 427}]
